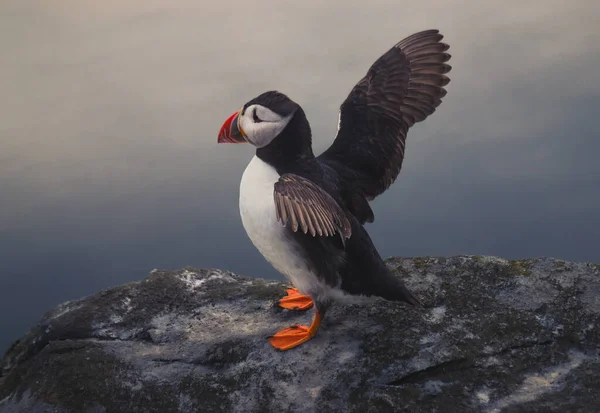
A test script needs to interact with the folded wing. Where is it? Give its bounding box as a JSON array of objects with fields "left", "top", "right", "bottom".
[{"left": 274, "top": 174, "right": 351, "bottom": 244}]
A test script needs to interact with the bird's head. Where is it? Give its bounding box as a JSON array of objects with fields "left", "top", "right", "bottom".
[{"left": 217, "top": 91, "right": 300, "bottom": 148}]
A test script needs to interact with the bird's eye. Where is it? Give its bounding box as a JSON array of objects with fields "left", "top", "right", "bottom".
[{"left": 253, "top": 109, "right": 263, "bottom": 123}]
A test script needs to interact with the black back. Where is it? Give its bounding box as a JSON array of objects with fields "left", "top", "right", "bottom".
[{"left": 252, "top": 100, "right": 419, "bottom": 309}]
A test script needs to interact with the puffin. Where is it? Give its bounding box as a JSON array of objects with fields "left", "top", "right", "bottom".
[{"left": 217, "top": 29, "right": 451, "bottom": 351}]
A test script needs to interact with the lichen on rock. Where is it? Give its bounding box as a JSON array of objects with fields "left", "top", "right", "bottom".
[{"left": 1, "top": 257, "right": 600, "bottom": 413}]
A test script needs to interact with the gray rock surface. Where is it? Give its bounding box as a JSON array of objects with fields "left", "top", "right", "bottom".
[{"left": 1, "top": 256, "right": 600, "bottom": 413}]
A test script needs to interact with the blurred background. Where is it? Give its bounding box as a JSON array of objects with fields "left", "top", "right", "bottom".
[{"left": 1, "top": 0, "right": 599, "bottom": 352}]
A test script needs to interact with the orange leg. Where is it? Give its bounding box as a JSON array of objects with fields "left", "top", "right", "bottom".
[
  {"left": 277, "top": 288, "right": 313, "bottom": 311},
  {"left": 268, "top": 311, "right": 322, "bottom": 351}
]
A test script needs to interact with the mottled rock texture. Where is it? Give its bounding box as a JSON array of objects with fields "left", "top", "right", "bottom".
[{"left": 1, "top": 256, "right": 600, "bottom": 413}]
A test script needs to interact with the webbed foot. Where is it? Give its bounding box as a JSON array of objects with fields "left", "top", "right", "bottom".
[
  {"left": 277, "top": 288, "right": 313, "bottom": 311},
  {"left": 268, "top": 312, "right": 322, "bottom": 350}
]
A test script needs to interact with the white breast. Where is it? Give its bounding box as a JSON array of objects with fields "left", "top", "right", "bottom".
[{"left": 239, "top": 156, "right": 320, "bottom": 296}]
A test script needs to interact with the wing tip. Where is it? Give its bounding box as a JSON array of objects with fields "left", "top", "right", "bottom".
[{"left": 395, "top": 29, "right": 445, "bottom": 48}]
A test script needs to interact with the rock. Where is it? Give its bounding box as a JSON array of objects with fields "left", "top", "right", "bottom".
[{"left": 1, "top": 256, "right": 600, "bottom": 413}]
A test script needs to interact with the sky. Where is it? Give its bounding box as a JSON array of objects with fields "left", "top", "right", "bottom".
[{"left": 1, "top": 0, "right": 599, "bottom": 352}]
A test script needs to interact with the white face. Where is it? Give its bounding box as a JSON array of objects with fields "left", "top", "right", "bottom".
[{"left": 238, "top": 104, "right": 295, "bottom": 148}]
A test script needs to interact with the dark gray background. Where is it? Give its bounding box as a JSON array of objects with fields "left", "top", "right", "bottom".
[{"left": 1, "top": 0, "right": 599, "bottom": 352}]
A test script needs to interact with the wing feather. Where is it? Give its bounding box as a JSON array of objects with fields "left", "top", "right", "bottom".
[
  {"left": 285, "top": 197, "right": 298, "bottom": 232},
  {"left": 319, "top": 29, "right": 451, "bottom": 223},
  {"left": 274, "top": 174, "right": 351, "bottom": 243}
]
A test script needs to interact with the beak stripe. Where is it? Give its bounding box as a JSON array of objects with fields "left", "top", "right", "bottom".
[{"left": 217, "top": 107, "right": 247, "bottom": 144}]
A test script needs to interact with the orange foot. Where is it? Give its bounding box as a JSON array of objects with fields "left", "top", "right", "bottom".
[
  {"left": 277, "top": 288, "right": 313, "bottom": 311},
  {"left": 269, "top": 312, "right": 322, "bottom": 351}
]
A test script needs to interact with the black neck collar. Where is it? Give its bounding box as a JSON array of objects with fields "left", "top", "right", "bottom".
[{"left": 256, "top": 108, "right": 314, "bottom": 172}]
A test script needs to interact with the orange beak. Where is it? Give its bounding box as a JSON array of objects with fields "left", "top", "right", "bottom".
[{"left": 217, "top": 109, "right": 246, "bottom": 144}]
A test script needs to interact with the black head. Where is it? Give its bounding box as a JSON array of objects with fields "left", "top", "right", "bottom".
[
  {"left": 217, "top": 91, "right": 313, "bottom": 167},
  {"left": 243, "top": 91, "right": 298, "bottom": 119}
]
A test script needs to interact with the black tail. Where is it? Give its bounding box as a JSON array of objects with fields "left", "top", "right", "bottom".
[
  {"left": 391, "top": 281, "right": 422, "bottom": 307},
  {"left": 341, "top": 220, "right": 423, "bottom": 307},
  {"left": 372, "top": 269, "right": 423, "bottom": 307}
]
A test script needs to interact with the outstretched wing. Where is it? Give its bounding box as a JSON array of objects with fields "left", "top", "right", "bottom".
[
  {"left": 319, "top": 29, "right": 451, "bottom": 220},
  {"left": 274, "top": 174, "right": 351, "bottom": 243}
]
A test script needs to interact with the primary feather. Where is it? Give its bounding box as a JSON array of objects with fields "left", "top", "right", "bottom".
[{"left": 319, "top": 29, "right": 451, "bottom": 223}]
